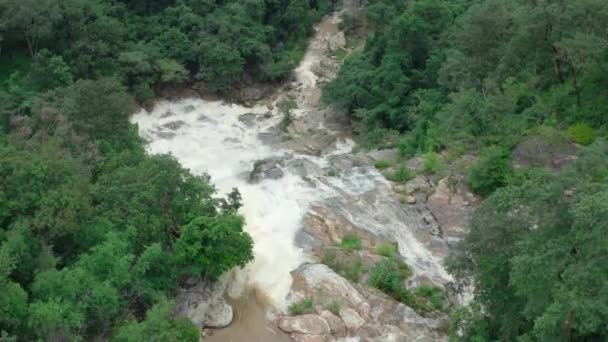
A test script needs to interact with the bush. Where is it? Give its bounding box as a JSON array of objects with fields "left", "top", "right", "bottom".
[
  {"left": 327, "top": 300, "right": 342, "bottom": 316},
  {"left": 423, "top": 152, "right": 446, "bottom": 174},
  {"left": 468, "top": 146, "right": 513, "bottom": 196},
  {"left": 386, "top": 165, "right": 415, "bottom": 183},
  {"left": 288, "top": 298, "right": 314, "bottom": 315},
  {"left": 321, "top": 249, "right": 365, "bottom": 282},
  {"left": 568, "top": 122, "right": 595, "bottom": 145},
  {"left": 374, "top": 159, "right": 392, "bottom": 170},
  {"left": 376, "top": 242, "right": 398, "bottom": 258},
  {"left": 340, "top": 234, "right": 362, "bottom": 251},
  {"left": 415, "top": 285, "right": 444, "bottom": 310}
]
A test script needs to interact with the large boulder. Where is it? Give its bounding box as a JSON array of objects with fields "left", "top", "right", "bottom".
[
  {"left": 174, "top": 280, "right": 233, "bottom": 329},
  {"left": 279, "top": 315, "right": 331, "bottom": 335},
  {"left": 320, "top": 310, "right": 347, "bottom": 337},
  {"left": 366, "top": 149, "right": 399, "bottom": 163},
  {"left": 338, "top": 308, "right": 365, "bottom": 332},
  {"left": 249, "top": 157, "right": 285, "bottom": 183},
  {"left": 427, "top": 178, "right": 477, "bottom": 246}
]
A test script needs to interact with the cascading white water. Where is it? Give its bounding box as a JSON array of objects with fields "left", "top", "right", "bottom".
[{"left": 132, "top": 12, "right": 450, "bottom": 314}]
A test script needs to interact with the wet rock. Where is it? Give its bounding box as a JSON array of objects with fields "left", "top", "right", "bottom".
[
  {"left": 258, "top": 131, "right": 283, "bottom": 145},
  {"left": 249, "top": 157, "right": 285, "bottom": 183},
  {"left": 154, "top": 131, "right": 177, "bottom": 140},
  {"left": 162, "top": 120, "right": 186, "bottom": 130},
  {"left": 279, "top": 315, "right": 330, "bottom": 335},
  {"left": 338, "top": 308, "right": 365, "bottom": 332},
  {"left": 161, "top": 110, "right": 176, "bottom": 118},
  {"left": 238, "top": 113, "right": 259, "bottom": 127},
  {"left": 183, "top": 105, "right": 196, "bottom": 113},
  {"left": 320, "top": 310, "right": 347, "bottom": 337},
  {"left": 286, "top": 158, "right": 323, "bottom": 178},
  {"left": 174, "top": 280, "right": 233, "bottom": 329}
]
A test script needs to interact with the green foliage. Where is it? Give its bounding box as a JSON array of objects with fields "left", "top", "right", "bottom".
[
  {"left": 174, "top": 214, "right": 253, "bottom": 280},
  {"left": 321, "top": 249, "right": 366, "bottom": 283},
  {"left": 288, "top": 298, "right": 314, "bottom": 315},
  {"left": 386, "top": 165, "right": 415, "bottom": 183},
  {"left": 568, "top": 122, "right": 595, "bottom": 145},
  {"left": 327, "top": 300, "right": 342, "bottom": 316},
  {"left": 376, "top": 242, "right": 398, "bottom": 258},
  {"left": 415, "top": 285, "right": 443, "bottom": 310},
  {"left": 112, "top": 300, "right": 199, "bottom": 342},
  {"left": 278, "top": 99, "right": 298, "bottom": 131},
  {"left": 368, "top": 258, "right": 433, "bottom": 313},
  {"left": 468, "top": 146, "right": 513, "bottom": 196},
  {"left": 449, "top": 141, "right": 608, "bottom": 340},
  {"left": 423, "top": 152, "right": 446, "bottom": 175},
  {"left": 339, "top": 234, "right": 362, "bottom": 251},
  {"left": 373, "top": 159, "right": 392, "bottom": 170}
]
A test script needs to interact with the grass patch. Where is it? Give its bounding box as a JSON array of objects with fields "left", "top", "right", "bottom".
[
  {"left": 415, "top": 285, "right": 444, "bottom": 311},
  {"left": 423, "top": 152, "right": 446, "bottom": 175},
  {"left": 568, "top": 122, "right": 595, "bottom": 145},
  {"left": 376, "top": 242, "right": 398, "bottom": 258},
  {"left": 288, "top": 298, "right": 314, "bottom": 315},
  {"left": 339, "top": 234, "right": 362, "bottom": 251},
  {"left": 368, "top": 258, "right": 435, "bottom": 314},
  {"left": 326, "top": 300, "right": 342, "bottom": 316},
  {"left": 385, "top": 165, "right": 415, "bottom": 183},
  {"left": 374, "top": 159, "right": 392, "bottom": 170},
  {"left": 327, "top": 169, "right": 338, "bottom": 177},
  {"left": 322, "top": 249, "right": 366, "bottom": 283}
]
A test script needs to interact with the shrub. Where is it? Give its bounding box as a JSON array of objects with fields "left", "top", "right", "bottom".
[
  {"left": 340, "top": 234, "right": 362, "bottom": 251},
  {"left": 322, "top": 249, "right": 365, "bottom": 282},
  {"left": 568, "top": 122, "right": 595, "bottom": 145},
  {"left": 374, "top": 159, "right": 392, "bottom": 170},
  {"left": 327, "top": 300, "right": 342, "bottom": 316},
  {"left": 415, "top": 285, "right": 444, "bottom": 310},
  {"left": 376, "top": 242, "right": 398, "bottom": 258},
  {"left": 288, "top": 298, "right": 314, "bottom": 315},
  {"left": 468, "top": 146, "right": 513, "bottom": 196},
  {"left": 423, "top": 152, "right": 446, "bottom": 174},
  {"left": 386, "top": 165, "right": 415, "bottom": 183},
  {"left": 327, "top": 169, "right": 338, "bottom": 177}
]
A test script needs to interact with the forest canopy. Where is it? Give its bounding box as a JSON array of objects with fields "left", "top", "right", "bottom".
[{"left": 0, "top": 0, "right": 338, "bottom": 340}]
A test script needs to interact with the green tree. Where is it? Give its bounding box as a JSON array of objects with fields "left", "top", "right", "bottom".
[{"left": 174, "top": 213, "right": 253, "bottom": 280}]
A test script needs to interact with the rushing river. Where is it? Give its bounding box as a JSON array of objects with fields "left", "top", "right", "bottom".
[{"left": 132, "top": 11, "right": 450, "bottom": 340}]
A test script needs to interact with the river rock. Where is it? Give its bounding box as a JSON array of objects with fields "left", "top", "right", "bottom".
[
  {"left": 327, "top": 31, "right": 346, "bottom": 52},
  {"left": 162, "top": 120, "right": 186, "bottom": 130},
  {"left": 338, "top": 308, "right": 365, "bottom": 332},
  {"left": 238, "top": 113, "right": 259, "bottom": 127},
  {"left": 279, "top": 315, "right": 331, "bottom": 335},
  {"left": 286, "top": 158, "right": 323, "bottom": 178},
  {"left": 249, "top": 157, "right": 285, "bottom": 183}
]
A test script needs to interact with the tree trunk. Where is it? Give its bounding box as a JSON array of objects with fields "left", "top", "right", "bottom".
[{"left": 551, "top": 45, "right": 565, "bottom": 84}]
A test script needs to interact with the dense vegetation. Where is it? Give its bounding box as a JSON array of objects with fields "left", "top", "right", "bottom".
[
  {"left": 0, "top": 0, "right": 338, "bottom": 340},
  {"left": 325, "top": 0, "right": 608, "bottom": 340},
  {"left": 325, "top": 0, "right": 608, "bottom": 152}
]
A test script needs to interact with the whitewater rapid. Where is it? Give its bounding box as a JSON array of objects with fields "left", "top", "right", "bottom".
[{"left": 132, "top": 12, "right": 450, "bottom": 313}]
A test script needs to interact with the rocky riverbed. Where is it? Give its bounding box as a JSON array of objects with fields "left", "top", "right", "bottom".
[{"left": 132, "top": 2, "right": 479, "bottom": 341}]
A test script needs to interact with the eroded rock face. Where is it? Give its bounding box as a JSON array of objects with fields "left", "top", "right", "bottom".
[
  {"left": 286, "top": 264, "right": 447, "bottom": 341},
  {"left": 427, "top": 178, "right": 477, "bottom": 246},
  {"left": 174, "top": 280, "right": 233, "bottom": 329},
  {"left": 279, "top": 315, "right": 331, "bottom": 335}
]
